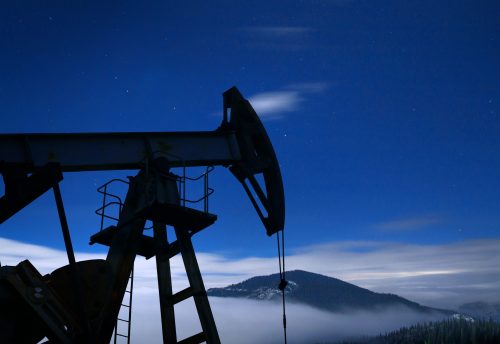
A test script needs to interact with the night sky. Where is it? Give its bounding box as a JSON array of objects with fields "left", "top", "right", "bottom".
[{"left": 1, "top": 1, "right": 499, "bottom": 263}]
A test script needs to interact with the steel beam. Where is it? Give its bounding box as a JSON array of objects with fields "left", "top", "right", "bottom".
[{"left": 0, "top": 130, "right": 240, "bottom": 172}]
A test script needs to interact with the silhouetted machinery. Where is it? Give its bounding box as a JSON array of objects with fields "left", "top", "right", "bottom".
[{"left": 0, "top": 88, "right": 285, "bottom": 344}]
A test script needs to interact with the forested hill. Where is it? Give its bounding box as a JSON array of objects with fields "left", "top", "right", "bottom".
[{"left": 341, "top": 318, "right": 500, "bottom": 344}]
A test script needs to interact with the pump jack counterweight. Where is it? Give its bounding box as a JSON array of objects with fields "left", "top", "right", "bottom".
[{"left": 0, "top": 87, "right": 285, "bottom": 343}]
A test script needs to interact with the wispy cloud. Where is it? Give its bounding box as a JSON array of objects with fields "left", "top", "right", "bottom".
[
  {"left": 289, "top": 240, "right": 500, "bottom": 308},
  {"left": 249, "top": 91, "right": 302, "bottom": 118},
  {"left": 249, "top": 82, "right": 329, "bottom": 119},
  {"left": 376, "top": 215, "right": 444, "bottom": 232}
]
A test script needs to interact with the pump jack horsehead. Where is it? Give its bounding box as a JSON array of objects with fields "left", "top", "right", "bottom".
[{"left": 0, "top": 87, "right": 285, "bottom": 344}]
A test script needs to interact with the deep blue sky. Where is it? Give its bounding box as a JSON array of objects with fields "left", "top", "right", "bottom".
[{"left": 1, "top": 0, "right": 499, "bottom": 257}]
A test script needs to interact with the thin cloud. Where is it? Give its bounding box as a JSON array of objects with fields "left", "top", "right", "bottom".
[
  {"left": 376, "top": 215, "right": 444, "bottom": 232},
  {"left": 248, "top": 82, "right": 329, "bottom": 119},
  {"left": 289, "top": 239, "right": 500, "bottom": 308},
  {"left": 249, "top": 91, "right": 302, "bottom": 119}
]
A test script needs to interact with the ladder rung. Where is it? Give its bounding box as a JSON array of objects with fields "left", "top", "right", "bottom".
[
  {"left": 171, "top": 286, "right": 194, "bottom": 305},
  {"left": 167, "top": 240, "right": 181, "bottom": 259},
  {"left": 117, "top": 318, "right": 129, "bottom": 322},
  {"left": 177, "top": 331, "right": 206, "bottom": 344},
  {"left": 125, "top": 290, "right": 131, "bottom": 293},
  {"left": 116, "top": 333, "right": 128, "bottom": 338},
  {"left": 121, "top": 304, "right": 130, "bottom": 308}
]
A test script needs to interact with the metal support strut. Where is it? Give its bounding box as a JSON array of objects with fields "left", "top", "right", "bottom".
[{"left": 53, "top": 183, "right": 91, "bottom": 342}]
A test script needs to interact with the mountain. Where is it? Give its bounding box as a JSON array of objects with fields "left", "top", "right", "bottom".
[{"left": 207, "top": 270, "right": 452, "bottom": 315}]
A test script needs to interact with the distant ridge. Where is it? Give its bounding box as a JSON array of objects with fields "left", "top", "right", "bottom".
[
  {"left": 458, "top": 301, "right": 500, "bottom": 321},
  {"left": 207, "top": 270, "right": 452, "bottom": 315}
]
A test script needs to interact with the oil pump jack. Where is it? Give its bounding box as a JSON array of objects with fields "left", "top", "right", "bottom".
[{"left": 0, "top": 87, "right": 285, "bottom": 344}]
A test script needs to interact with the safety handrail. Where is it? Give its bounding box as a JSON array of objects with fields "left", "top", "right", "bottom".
[
  {"left": 183, "top": 188, "right": 215, "bottom": 204},
  {"left": 184, "top": 166, "right": 214, "bottom": 181},
  {"left": 96, "top": 178, "right": 129, "bottom": 231},
  {"left": 95, "top": 165, "right": 215, "bottom": 231},
  {"left": 145, "top": 151, "right": 214, "bottom": 212},
  {"left": 95, "top": 201, "right": 123, "bottom": 223},
  {"left": 178, "top": 165, "right": 214, "bottom": 212}
]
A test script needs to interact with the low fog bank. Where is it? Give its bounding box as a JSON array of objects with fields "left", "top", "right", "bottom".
[
  {"left": 3, "top": 237, "right": 500, "bottom": 312},
  {"left": 130, "top": 294, "right": 448, "bottom": 344}
]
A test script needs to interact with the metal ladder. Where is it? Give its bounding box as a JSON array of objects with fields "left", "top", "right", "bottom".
[
  {"left": 158, "top": 225, "right": 220, "bottom": 344},
  {"left": 94, "top": 178, "right": 135, "bottom": 343},
  {"left": 114, "top": 266, "right": 134, "bottom": 344}
]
